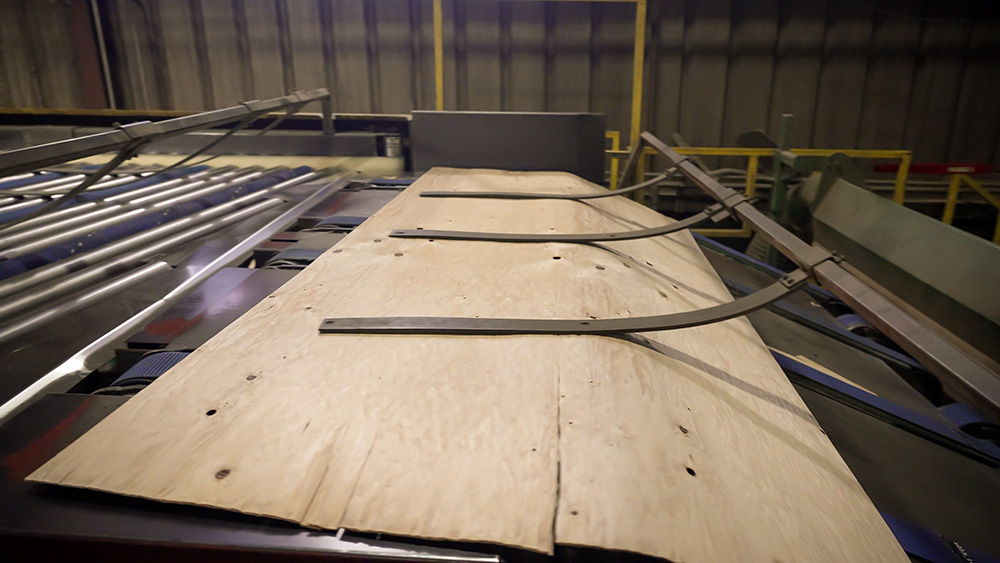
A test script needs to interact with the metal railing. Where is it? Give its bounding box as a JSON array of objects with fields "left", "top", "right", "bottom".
[
  {"left": 942, "top": 173, "right": 1000, "bottom": 244},
  {"left": 605, "top": 132, "right": 912, "bottom": 238}
]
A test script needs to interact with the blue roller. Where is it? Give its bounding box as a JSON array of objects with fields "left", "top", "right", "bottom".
[
  {"left": 190, "top": 166, "right": 311, "bottom": 209},
  {"left": 0, "top": 166, "right": 208, "bottom": 226},
  {"left": 0, "top": 260, "right": 28, "bottom": 280},
  {"left": 939, "top": 403, "right": 1000, "bottom": 443},
  {"left": 264, "top": 247, "right": 325, "bottom": 269},
  {"left": 0, "top": 166, "right": 312, "bottom": 282},
  {"left": 316, "top": 215, "right": 367, "bottom": 228},
  {"left": 110, "top": 351, "right": 191, "bottom": 387},
  {"left": 0, "top": 172, "right": 66, "bottom": 191},
  {"left": 75, "top": 165, "right": 209, "bottom": 201}
]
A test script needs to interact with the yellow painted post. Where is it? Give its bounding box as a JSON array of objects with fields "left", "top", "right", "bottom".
[
  {"left": 892, "top": 152, "right": 911, "bottom": 205},
  {"left": 745, "top": 155, "right": 758, "bottom": 198},
  {"left": 741, "top": 155, "right": 759, "bottom": 236},
  {"left": 433, "top": 0, "right": 444, "bottom": 111},
  {"left": 942, "top": 174, "right": 963, "bottom": 225},
  {"left": 628, "top": 0, "right": 647, "bottom": 151},
  {"left": 606, "top": 131, "right": 621, "bottom": 189}
]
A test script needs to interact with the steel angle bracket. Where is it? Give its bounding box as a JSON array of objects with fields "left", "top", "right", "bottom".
[
  {"left": 418, "top": 170, "right": 673, "bottom": 200},
  {"left": 390, "top": 203, "right": 730, "bottom": 243},
  {"left": 319, "top": 270, "right": 809, "bottom": 336}
]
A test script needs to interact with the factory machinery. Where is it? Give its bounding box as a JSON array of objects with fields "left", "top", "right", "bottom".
[{"left": 0, "top": 91, "right": 998, "bottom": 562}]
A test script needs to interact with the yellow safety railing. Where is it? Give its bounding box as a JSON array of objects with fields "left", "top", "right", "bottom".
[
  {"left": 603, "top": 132, "right": 913, "bottom": 238},
  {"left": 941, "top": 174, "right": 1000, "bottom": 244},
  {"left": 605, "top": 131, "right": 621, "bottom": 190}
]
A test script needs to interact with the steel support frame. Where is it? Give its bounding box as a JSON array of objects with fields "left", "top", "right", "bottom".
[
  {"left": 0, "top": 174, "right": 351, "bottom": 424},
  {"left": 0, "top": 89, "right": 331, "bottom": 177},
  {"left": 639, "top": 131, "right": 1000, "bottom": 421}
]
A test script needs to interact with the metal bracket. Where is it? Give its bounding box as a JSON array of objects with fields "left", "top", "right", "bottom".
[
  {"left": 319, "top": 270, "right": 809, "bottom": 336},
  {"left": 390, "top": 203, "right": 729, "bottom": 243},
  {"left": 419, "top": 170, "right": 672, "bottom": 201}
]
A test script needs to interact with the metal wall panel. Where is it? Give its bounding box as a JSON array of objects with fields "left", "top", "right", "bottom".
[
  {"left": 3, "top": 0, "right": 1000, "bottom": 163},
  {"left": 0, "top": 0, "right": 103, "bottom": 108}
]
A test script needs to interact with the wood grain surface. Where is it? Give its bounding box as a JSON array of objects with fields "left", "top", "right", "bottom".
[{"left": 29, "top": 168, "right": 907, "bottom": 561}]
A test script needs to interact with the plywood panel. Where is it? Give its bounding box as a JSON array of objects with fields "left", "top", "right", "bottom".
[{"left": 30, "top": 169, "right": 906, "bottom": 562}]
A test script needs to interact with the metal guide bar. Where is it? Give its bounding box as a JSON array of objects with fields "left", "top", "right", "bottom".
[
  {"left": 390, "top": 203, "right": 727, "bottom": 243},
  {"left": 638, "top": 131, "right": 1000, "bottom": 422},
  {"left": 0, "top": 89, "right": 331, "bottom": 178},
  {"left": 419, "top": 171, "right": 670, "bottom": 200},
  {"left": 0, "top": 90, "right": 330, "bottom": 233},
  {"left": 0, "top": 174, "right": 351, "bottom": 424},
  {"left": 320, "top": 271, "right": 808, "bottom": 335},
  {"left": 640, "top": 132, "right": 833, "bottom": 269},
  {"left": 319, "top": 130, "right": 1000, "bottom": 423}
]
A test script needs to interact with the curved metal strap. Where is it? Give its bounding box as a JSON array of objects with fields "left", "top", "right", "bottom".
[
  {"left": 390, "top": 203, "right": 728, "bottom": 243},
  {"left": 419, "top": 171, "right": 670, "bottom": 200},
  {"left": 319, "top": 270, "right": 808, "bottom": 336}
]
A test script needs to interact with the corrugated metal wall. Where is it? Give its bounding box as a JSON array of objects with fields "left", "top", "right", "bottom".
[
  {"left": 0, "top": 0, "right": 107, "bottom": 108},
  {"left": 2, "top": 0, "right": 1000, "bottom": 162}
]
